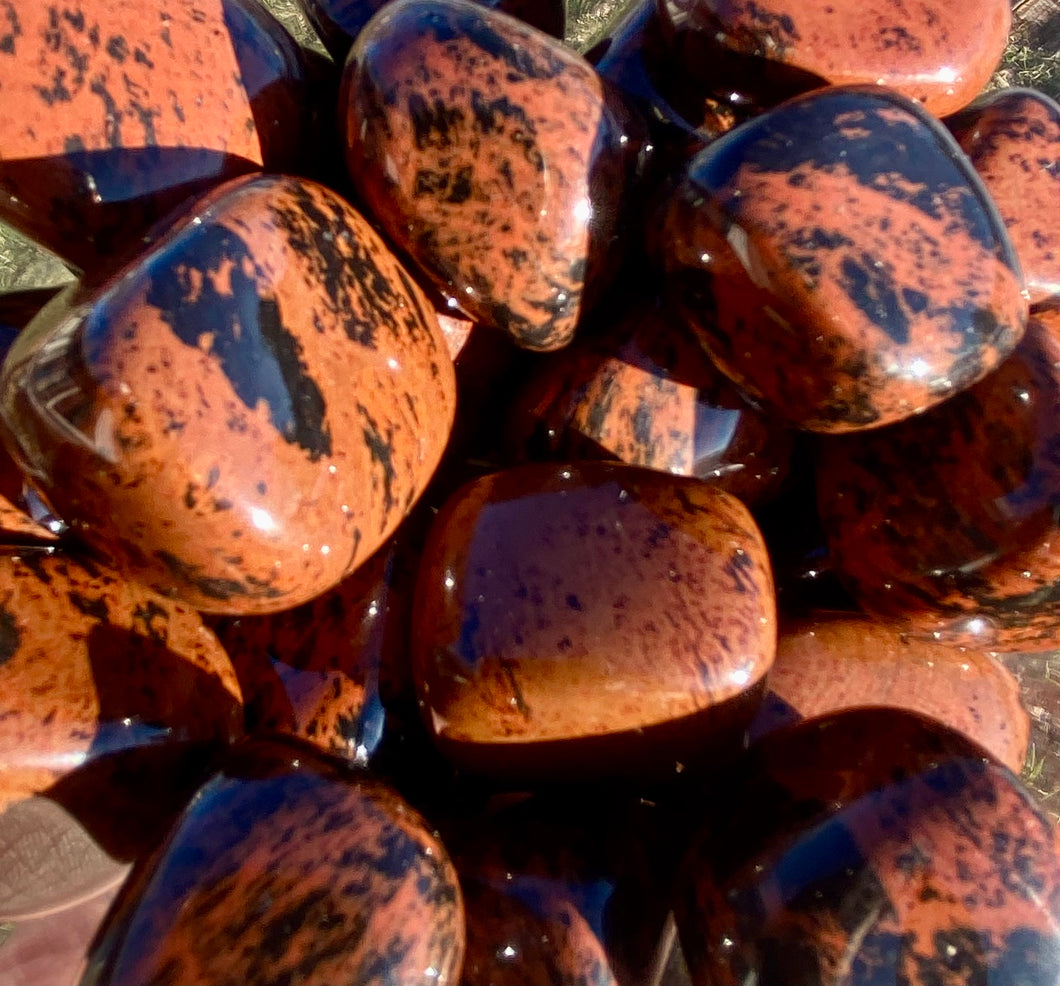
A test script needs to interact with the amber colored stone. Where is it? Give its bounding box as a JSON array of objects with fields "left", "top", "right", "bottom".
[
  {"left": 662, "top": 85, "right": 1027, "bottom": 432},
  {"left": 0, "top": 550, "right": 242, "bottom": 810},
  {"left": 0, "top": 0, "right": 309, "bottom": 273},
  {"left": 81, "top": 737, "right": 465, "bottom": 986},
  {"left": 675, "top": 709, "right": 1060, "bottom": 986},
  {"left": 208, "top": 538, "right": 408, "bottom": 764},
  {"left": 449, "top": 791, "right": 675, "bottom": 986},
  {"left": 817, "top": 308, "right": 1059, "bottom": 652},
  {"left": 949, "top": 87, "right": 1060, "bottom": 309},
  {"left": 303, "top": 0, "right": 564, "bottom": 58},
  {"left": 656, "top": 0, "right": 1010, "bottom": 117},
  {"left": 412, "top": 461, "right": 776, "bottom": 777},
  {"left": 342, "top": 0, "right": 645, "bottom": 351},
  {"left": 0, "top": 174, "right": 456, "bottom": 614},
  {"left": 750, "top": 611, "right": 1030, "bottom": 772},
  {"left": 508, "top": 297, "right": 793, "bottom": 504}
]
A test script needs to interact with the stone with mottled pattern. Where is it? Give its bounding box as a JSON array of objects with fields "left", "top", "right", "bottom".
[
  {"left": 817, "top": 308, "right": 1059, "bottom": 651},
  {"left": 0, "top": 0, "right": 308, "bottom": 273},
  {"left": 412, "top": 461, "right": 776, "bottom": 776},
  {"left": 676, "top": 709, "right": 1060, "bottom": 986},
  {"left": 81, "top": 737, "right": 465, "bottom": 986},
  {"left": 0, "top": 174, "right": 456, "bottom": 614},
  {"left": 342, "top": 0, "right": 645, "bottom": 351},
  {"left": 656, "top": 0, "right": 1011, "bottom": 116},
  {"left": 662, "top": 85, "right": 1027, "bottom": 432},
  {"left": 949, "top": 87, "right": 1060, "bottom": 309}
]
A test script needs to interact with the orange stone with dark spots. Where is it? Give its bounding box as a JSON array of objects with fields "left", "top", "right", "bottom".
[
  {"left": 656, "top": 0, "right": 1010, "bottom": 116},
  {"left": 342, "top": 0, "right": 643, "bottom": 351},
  {"left": 676, "top": 709, "right": 1060, "bottom": 986},
  {"left": 412, "top": 461, "right": 776, "bottom": 777},
  {"left": 817, "top": 308, "right": 1059, "bottom": 652},
  {"left": 662, "top": 85, "right": 1026, "bottom": 432},
  {"left": 0, "top": 0, "right": 308, "bottom": 272},
  {"left": 0, "top": 549, "right": 243, "bottom": 811},
  {"left": 508, "top": 297, "right": 793, "bottom": 504},
  {"left": 948, "top": 87, "right": 1060, "bottom": 309},
  {"left": 0, "top": 174, "right": 456, "bottom": 614},
  {"left": 750, "top": 611, "right": 1030, "bottom": 773},
  {"left": 82, "top": 737, "right": 465, "bottom": 986}
]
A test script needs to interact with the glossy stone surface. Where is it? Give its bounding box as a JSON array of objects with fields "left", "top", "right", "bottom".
[
  {"left": 662, "top": 85, "right": 1027, "bottom": 432},
  {"left": 0, "top": 0, "right": 308, "bottom": 273},
  {"left": 750, "top": 611, "right": 1029, "bottom": 772},
  {"left": 656, "top": 0, "right": 1011, "bottom": 117},
  {"left": 817, "top": 308, "right": 1060, "bottom": 651},
  {"left": 949, "top": 87, "right": 1060, "bottom": 309},
  {"left": 451, "top": 793, "right": 673, "bottom": 986},
  {"left": 304, "top": 0, "right": 564, "bottom": 57},
  {"left": 209, "top": 538, "right": 405, "bottom": 764},
  {"left": 342, "top": 0, "right": 644, "bottom": 351},
  {"left": 676, "top": 709, "right": 1060, "bottom": 986},
  {"left": 0, "top": 550, "right": 242, "bottom": 810},
  {"left": 508, "top": 297, "right": 793, "bottom": 504},
  {"left": 412, "top": 461, "right": 776, "bottom": 776},
  {"left": 0, "top": 175, "right": 456, "bottom": 614},
  {"left": 82, "top": 738, "right": 465, "bottom": 986}
]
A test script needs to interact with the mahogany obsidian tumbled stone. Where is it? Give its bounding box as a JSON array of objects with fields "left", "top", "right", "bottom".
[
  {"left": 0, "top": 0, "right": 309, "bottom": 273},
  {"left": 411, "top": 461, "right": 776, "bottom": 777},
  {"left": 302, "top": 0, "right": 564, "bottom": 59},
  {"left": 0, "top": 174, "right": 456, "bottom": 614},
  {"left": 948, "top": 87, "right": 1060, "bottom": 309},
  {"left": 661, "top": 85, "right": 1027, "bottom": 433},
  {"left": 0, "top": 550, "right": 243, "bottom": 810},
  {"left": 749, "top": 611, "right": 1030, "bottom": 773},
  {"left": 342, "top": 0, "right": 645, "bottom": 351},
  {"left": 81, "top": 737, "right": 465, "bottom": 986},
  {"left": 675, "top": 709, "right": 1060, "bottom": 986},
  {"left": 655, "top": 0, "right": 1011, "bottom": 117},
  {"left": 507, "top": 296, "right": 793, "bottom": 504},
  {"left": 817, "top": 308, "right": 1060, "bottom": 652}
]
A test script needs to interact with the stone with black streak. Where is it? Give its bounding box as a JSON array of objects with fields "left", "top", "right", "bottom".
[
  {"left": 81, "top": 737, "right": 465, "bottom": 986},
  {"left": 676, "top": 709, "right": 1060, "bottom": 986},
  {"left": 662, "top": 85, "right": 1027, "bottom": 432},
  {"left": 0, "top": 0, "right": 308, "bottom": 273},
  {"left": 949, "top": 87, "right": 1060, "bottom": 309},
  {"left": 411, "top": 461, "right": 776, "bottom": 777},
  {"left": 656, "top": 0, "right": 1010, "bottom": 116},
  {"left": 342, "top": 0, "right": 644, "bottom": 351},
  {"left": 508, "top": 296, "right": 793, "bottom": 504},
  {"left": 817, "top": 308, "right": 1059, "bottom": 652},
  {"left": 0, "top": 174, "right": 456, "bottom": 614}
]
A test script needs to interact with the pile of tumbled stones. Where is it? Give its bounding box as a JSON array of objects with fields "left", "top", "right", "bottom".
[{"left": 0, "top": 0, "right": 1057, "bottom": 982}]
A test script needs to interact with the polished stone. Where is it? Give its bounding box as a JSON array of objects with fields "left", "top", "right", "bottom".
[
  {"left": 0, "top": 0, "right": 309, "bottom": 273},
  {"left": 949, "top": 87, "right": 1060, "bottom": 309},
  {"left": 750, "top": 611, "right": 1030, "bottom": 772},
  {"left": 656, "top": 0, "right": 1011, "bottom": 116},
  {"left": 82, "top": 737, "right": 465, "bottom": 986},
  {"left": 412, "top": 461, "right": 776, "bottom": 776},
  {"left": 817, "top": 308, "right": 1059, "bottom": 651},
  {"left": 508, "top": 296, "right": 792, "bottom": 504},
  {"left": 342, "top": 0, "right": 646, "bottom": 350},
  {"left": 676, "top": 709, "right": 1060, "bottom": 986},
  {"left": 0, "top": 175, "right": 456, "bottom": 614},
  {"left": 662, "top": 85, "right": 1027, "bottom": 432}
]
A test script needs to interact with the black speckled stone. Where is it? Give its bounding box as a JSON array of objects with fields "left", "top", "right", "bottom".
[
  {"left": 661, "top": 85, "right": 1027, "bottom": 432},
  {"left": 675, "top": 709, "right": 1060, "bottom": 986},
  {"left": 82, "top": 736, "right": 465, "bottom": 986}
]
